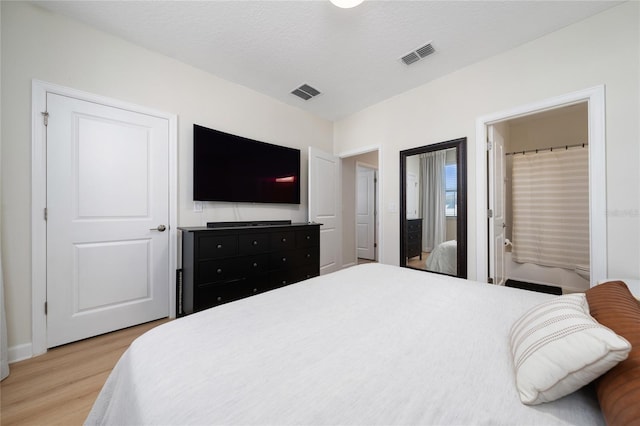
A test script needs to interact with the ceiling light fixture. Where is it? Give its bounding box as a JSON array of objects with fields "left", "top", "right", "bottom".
[{"left": 330, "top": 0, "right": 364, "bottom": 9}]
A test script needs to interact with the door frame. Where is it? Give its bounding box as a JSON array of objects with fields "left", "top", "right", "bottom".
[
  {"left": 475, "top": 85, "right": 606, "bottom": 287},
  {"left": 338, "top": 145, "right": 383, "bottom": 266},
  {"left": 31, "top": 80, "right": 178, "bottom": 357},
  {"left": 355, "top": 162, "right": 378, "bottom": 262}
]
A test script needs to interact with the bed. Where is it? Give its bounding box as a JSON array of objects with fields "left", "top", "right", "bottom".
[
  {"left": 425, "top": 239, "right": 457, "bottom": 274},
  {"left": 86, "top": 263, "right": 639, "bottom": 425}
]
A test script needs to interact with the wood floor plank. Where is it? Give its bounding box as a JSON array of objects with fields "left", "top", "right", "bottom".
[{"left": 1, "top": 319, "right": 169, "bottom": 426}]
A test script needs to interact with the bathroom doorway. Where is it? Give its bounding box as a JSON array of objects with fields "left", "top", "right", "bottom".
[{"left": 490, "top": 103, "right": 590, "bottom": 294}]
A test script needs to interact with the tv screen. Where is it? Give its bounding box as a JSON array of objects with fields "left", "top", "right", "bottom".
[{"left": 193, "top": 124, "right": 301, "bottom": 204}]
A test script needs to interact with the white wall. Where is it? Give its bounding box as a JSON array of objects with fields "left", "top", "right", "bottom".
[
  {"left": 334, "top": 2, "right": 640, "bottom": 282},
  {"left": 0, "top": 2, "right": 333, "bottom": 351}
]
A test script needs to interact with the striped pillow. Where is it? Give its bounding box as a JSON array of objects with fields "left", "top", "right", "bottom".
[{"left": 509, "top": 293, "right": 630, "bottom": 405}]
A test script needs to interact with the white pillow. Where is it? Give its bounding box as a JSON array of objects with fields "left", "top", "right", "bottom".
[{"left": 509, "top": 293, "right": 631, "bottom": 405}]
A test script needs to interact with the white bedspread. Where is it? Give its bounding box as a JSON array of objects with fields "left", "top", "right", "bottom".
[
  {"left": 426, "top": 240, "right": 457, "bottom": 275},
  {"left": 86, "top": 264, "right": 603, "bottom": 425}
]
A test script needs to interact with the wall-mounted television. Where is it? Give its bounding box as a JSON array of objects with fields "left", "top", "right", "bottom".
[{"left": 193, "top": 124, "right": 301, "bottom": 204}]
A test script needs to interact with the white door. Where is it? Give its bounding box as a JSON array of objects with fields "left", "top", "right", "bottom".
[
  {"left": 356, "top": 165, "right": 375, "bottom": 260},
  {"left": 308, "top": 147, "right": 341, "bottom": 275},
  {"left": 406, "top": 172, "right": 419, "bottom": 219},
  {"left": 488, "top": 123, "right": 507, "bottom": 285},
  {"left": 46, "top": 93, "right": 170, "bottom": 348}
]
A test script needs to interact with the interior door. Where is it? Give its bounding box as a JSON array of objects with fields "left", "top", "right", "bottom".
[
  {"left": 406, "top": 172, "right": 419, "bottom": 219},
  {"left": 46, "top": 93, "right": 170, "bottom": 348},
  {"left": 308, "top": 147, "right": 341, "bottom": 274},
  {"left": 356, "top": 165, "right": 375, "bottom": 260},
  {"left": 488, "top": 123, "right": 506, "bottom": 285}
]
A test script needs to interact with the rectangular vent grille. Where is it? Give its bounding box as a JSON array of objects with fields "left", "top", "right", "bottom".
[
  {"left": 401, "top": 52, "right": 420, "bottom": 66},
  {"left": 401, "top": 42, "right": 435, "bottom": 66},
  {"left": 291, "top": 83, "right": 321, "bottom": 101},
  {"left": 416, "top": 43, "right": 435, "bottom": 58}
]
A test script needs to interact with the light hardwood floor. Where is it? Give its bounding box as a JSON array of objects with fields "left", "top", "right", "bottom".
[
  {"left": 407, "top": 252, "right": 429, "bottom": 270},
  {"left": 1, "top": 319, "right": 169, "bottom": 425}
]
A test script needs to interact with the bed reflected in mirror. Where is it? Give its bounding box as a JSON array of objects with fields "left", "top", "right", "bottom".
[{"left": 400, "top": 138, "right": 467, "bottom": 278}]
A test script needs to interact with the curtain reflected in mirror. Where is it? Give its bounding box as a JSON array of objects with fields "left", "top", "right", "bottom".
[{"left": 400, "top": 138, "right": 467, "bottom": 278}]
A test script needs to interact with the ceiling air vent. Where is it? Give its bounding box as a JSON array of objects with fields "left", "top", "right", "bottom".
[
  {"left": 401, "top": 42, "right": 435, "bottom": 66},
  {"left": 291, "top": 83, "right": 321, "bottom": 101}
]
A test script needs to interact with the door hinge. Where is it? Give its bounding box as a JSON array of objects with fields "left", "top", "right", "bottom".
[
  {"left": 374, "top": 243, "right": 378, "bottom": 248},
  {"left": 42, "top": 111, "right": 49, "bottom": 126},
  {"left": 487, "top": 209, "right": 493, "bottom": 218},
  {"left": 487, "top": 140, "right": 493, "bottom": 151},
  {"left": 44, "top": 301, "right": 48, "bottom": 315},
  {"left": 44, "top": 207, "right": 48, "bottom": 221}
]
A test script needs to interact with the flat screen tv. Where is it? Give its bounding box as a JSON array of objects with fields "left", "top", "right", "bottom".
[{"left": 193, "top": 124, "right": 301, "bottom": 204}]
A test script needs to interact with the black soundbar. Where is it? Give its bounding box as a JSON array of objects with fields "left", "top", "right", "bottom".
[{"left": 206, "top": 220, "right": 292, "bottom": 228}]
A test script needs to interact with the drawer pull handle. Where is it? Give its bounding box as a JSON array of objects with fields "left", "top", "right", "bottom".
[
  {"left": 252, "top": 240, "right": 258, "bottom": 246},
  {"left": 282, "top": 280, "right": 287, "bottom": 285},
  {"left": 281, "top": 238, "right": 287, "bottom": 242},
  {"left": 306, "top": 254, "right": 311, "bottom": 258},
  {"left": 216, "top": 296, "right": 222, "bottom": 301},
  {"left": 217, "top": 268, "right": 223, "bottom": 274},
  {"left": 306, "top": 235, "right": 311, "bottom": 240},
  {"left": 253, "top": 288, "right": 258, "bottom": 293},
  {"left": 281, "top": 257, "right": 287, "bottom": 262},
  {"left": 253, "top": 262, "right": 258, "bottom": 267},
  {"left": 217, "top": 244, "right": 222, "bottom": 249}
]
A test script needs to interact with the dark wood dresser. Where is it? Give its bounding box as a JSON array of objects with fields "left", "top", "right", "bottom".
[
  {"left": 178, "top": 222, "right": 320, "bottom": 315},
  {"left": 406, "top": 218, "right": 423, "bottom": 260}
]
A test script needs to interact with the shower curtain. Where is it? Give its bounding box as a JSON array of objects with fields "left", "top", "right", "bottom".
[
  {"left": 420, "top": 151, "right": 447, "bottom": 252},
  {"left": 511, "top": 147, "right": 589, "bottom": 269}
]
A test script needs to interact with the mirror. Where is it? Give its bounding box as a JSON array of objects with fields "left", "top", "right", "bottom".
[{"left": 400, "top": 138, "right": 467, "bottom": 278}]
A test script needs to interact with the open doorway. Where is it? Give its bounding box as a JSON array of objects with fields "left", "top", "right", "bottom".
[
  {"left": 476, "top": 86, "right": 606, "bottom": 291},
  {"left": 489, "top": 103, "right": 590, "bottom": 294},
  {"left": 340, "top": 150, "right": 379, "bottom": 267}
]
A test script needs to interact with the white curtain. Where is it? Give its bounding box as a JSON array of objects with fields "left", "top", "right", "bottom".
[
  {"left": 1, "top": 246, "right": 9, "bottom": 381},
  {"left": 420, "top": 151, "right": 447, "bottom": 252},
  {"left": 512, "top": 147, "right": 589, "bottom": 269}
]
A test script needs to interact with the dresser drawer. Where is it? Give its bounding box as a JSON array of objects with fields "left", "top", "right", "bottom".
[
  {"left": 407, "top": 232, "right": 421, "bottom": 243},
  {"left": 269, "top": 247, "right": 319, "bottom": 271},
  {"left": 270, "top": 231, "right": 296, "bottom": 251},
  {"left": 269, "top": 266, "right": 318, "bottom": 288},
  {"left": 198, "top": 254, "right": 269, "bottom": 284},
  {"left": 195, "top": 277, "right": 266, "bottom": 310},
  {"left": 238, "top": 233, "right": 270, "bottom": 255},
  {"left": 198, "top": 235, "right": 238, "bottom": 259},
  {"left": 407, "top": 219, "right": 422, "bottom": 233},
  {"left": 295, "top": 247, "right": 319, "bottom": 267},
  {"left": 296, "top": 228, "right": 319, "bottom": 248}
]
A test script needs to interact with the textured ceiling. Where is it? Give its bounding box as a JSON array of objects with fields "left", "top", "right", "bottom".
[{"left": 33, "top": 1, "right": 621, "bottom": 121}]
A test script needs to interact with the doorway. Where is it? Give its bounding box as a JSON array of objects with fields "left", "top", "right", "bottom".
[
  {"left": 490, "top": 104, "right": 590, "bottom": 293},
  {"left": 476, "top": 85, "right": 606, "bottom": 290},
  {"left": 356, "top": 164, "right": 377, "bottom": 261},
  {"left": 340, "top": 149, "right": 380, "bottom": 268}
]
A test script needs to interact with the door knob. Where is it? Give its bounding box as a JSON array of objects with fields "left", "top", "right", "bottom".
[{"left": 150, "top": 224, "right": 167, "bottom": 232}]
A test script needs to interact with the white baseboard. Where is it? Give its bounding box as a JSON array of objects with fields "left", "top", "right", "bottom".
[
  {"left": 9, "top": 343, "right": 33, "bottom": 364},
  {"left": 341, "top": 262, "right": 357, "bottom": 269}
]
